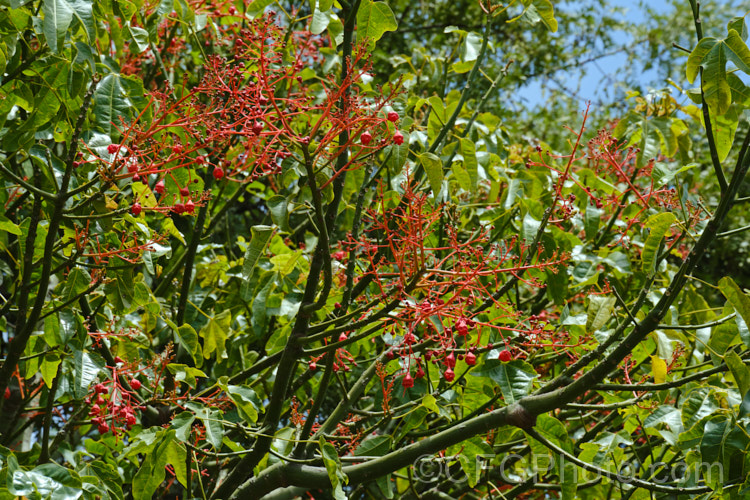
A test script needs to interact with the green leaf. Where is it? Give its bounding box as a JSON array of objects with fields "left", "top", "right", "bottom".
[
  {"left": 241, "top": 225, "right": 273, "bottom": 281},
  {"left": 225, "top": 384, "right": 261, "bottom": 424},
  {"left": 459, "top": 138, "right": 478, "bottom": 190},
  {"left": 385, "top": 133, "right": 409, "bottom": 174},
  {"left": 447, "top": 436, "right": 492, "bottom": 487},
  {"left": 354, "top": 435, "right": 392, "bottom": 457},
  {"left": 42, "top": 0, "right": 95, "bottom": 53},
  {"left": 132, "top": 430, "right": 174, "bottom": 499},
  {"left": 267, "top": 195, "right": 290, "bottom": 231},
  {"left": 451, "top": 160, "right": 471, "bottom": 191},
  {"left": 740, "top": 390, "right": 750, "bottom": 418},
  {"left": 167, "top": 363, "right": 207, "bottom": 388},
  {"left": 166, "top": 440, "right": 188, "bottom": 488},
  {"left": 310, "top": 1, "right": 335, "bottom": 35},
  {"left": 41, "top": 352, "right": 61, "bottom": 388},
  {"left": 718, "top": 276, "right": 750, "bottom": 348},
  {"left": 127, "top": 24, "right": 150, "bottom": 53},
  {"left": 171, "top": 411, "right": 195, "bottom": 442},
  {"left": 93, "top": 73, "right": 135, "bottom": 136},
  {"left": 725, "top": 350, "right": 750, "bottom": 396},
  {"left": 687, "top": 30, "right": 750, "bottom": 116},
  {"left": 245, "top": 0, "right": 274, "bottom": 18},
  {"left": 728, "top": 17, "right": 748, "bottom": 41},
  {"left": 700, "top": 413, "right": 731, "bottom": 466},
  {"left": 509, "top": 0, "right": 557, "bottom": 32},
  {"left": 202, "top": 408, "right": 224, "bottom": 450},
  {"left": 320, "top": 438, "right": 348, "bottom": 500},
  {"left": 705, "top": 104, "right": 739, "bottom": 162},
  {"left": 201, "top": 309, "right": 231, "bottom": 360},
  {"left": 176, "top": 324, "right": 203, "bottom": 366},
  {"left": 60, "top": 267, "right": 90, "bottom": 304},
  {"left": 74, "top": 350, "right": 102, "bottom": 398},
  {"left": 0, "top": 215, "right": 21, "bottom": 235},
  {"left": 586, "top": 294, "right": 616, "bottom": 332},
  {"left": 356, "top": 0, "right": 397, "bottom": 51},
  {"left": 641, "top": 212, "right": 676, "bottom": 272},
  {"left": 419, "top": 152, "right": 443, "bottom": 198},
  {"left": 472, "top": 359, "right": 537, "bottom": 404},
  {"left": 651, "top": 161, "right": 697, "bottom": 188}
]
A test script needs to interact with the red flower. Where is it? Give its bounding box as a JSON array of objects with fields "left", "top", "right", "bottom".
[
  {"left": 393, "top": 130, "right": 404, "bottom": 145},
  {"left": 499, "top": 350, "right": 512, "bottom": 362}
]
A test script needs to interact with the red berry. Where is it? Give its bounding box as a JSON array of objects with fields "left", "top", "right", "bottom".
[
  {"left": 387, "top": 111, "right": 399, "bottom": 122},
  {"left": 185, "top": 199, "right": 195, "bottom": 213},
  {"left": 444, "top": 368, "right": 455, "bottom": 382},
  {"left": 444, "top": 352, "right": 456, "bottom": 369},
  {"left": 393, "top": 130, "right": 404, "bottom": 145},
  {"left": 402, "top": 373, "right": 414, "bottom": 388},
  {"left": 213, "top": 166, "right": 225, "bottom": 180},
  {"left": 465, "top": 352, "right": 476, "bottom": 366},
  {"left": 154, "top": 180, "right": 165, "bottom": 194},
  {"left": 107, "top": 144, "right": 119, "bottom": 154},
  {"left": 360, "top": 131, "right": 372, "bottom": 145},
  {"left": 334, "top": 302, "right": 342, "bottom": 309},
  {"left": 130, "top": 379, "right": 141, "bottom": 390},
  {"left": 499, "top": 350, "right": 512, "bottom": 362},
  {"left": 131, "top": 202, "right": 142, "bottom": 216}
]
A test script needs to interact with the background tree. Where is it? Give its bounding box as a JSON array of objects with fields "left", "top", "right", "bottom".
[{"left": 1, "top": 1, "right": 750, "bottom": 499}]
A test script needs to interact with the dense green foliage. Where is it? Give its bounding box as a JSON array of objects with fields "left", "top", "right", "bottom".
[{"left": 1, "top": 1, "right": 750, "bottom": 499}]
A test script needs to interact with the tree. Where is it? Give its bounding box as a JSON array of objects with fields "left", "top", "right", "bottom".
[{"left": 1, "top": 0, "right": 750, "bottom": 499}]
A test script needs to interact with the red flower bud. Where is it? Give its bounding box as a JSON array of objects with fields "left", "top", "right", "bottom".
[
  {"left": 107, "top": 144, "right": 119, "bottom": 154},
  {"left": 360, "top": 131, "right": 372, "bottom": 145},
  {"left": 130, "top": 379, "right": 141, "bottom": 390},
  {"left": 213, "top": 166, "right": 225, "bottom": 180},
  {"left": 154, "top": 180, "right": 165, "bottom": 194},
  {"left": 499, "top": 349, "right": 512, "bottom": 362},
  {"left": 387, "top": 111, "right": 399, "bottom": 122},
  {"left": 402, "top": 373, "right": 414, "bottom": 388},
  {"left": 444, "top": 368, "right": 455, "bottom": 382}
]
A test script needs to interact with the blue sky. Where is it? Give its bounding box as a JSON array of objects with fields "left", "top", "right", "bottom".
[{"left": 517, "top": 0, "right": 674, "bottom": 108}]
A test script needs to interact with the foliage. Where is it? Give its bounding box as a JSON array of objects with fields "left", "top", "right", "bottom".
[{"left": 1, "top": 0, "right": 750, "bottom": 499}]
